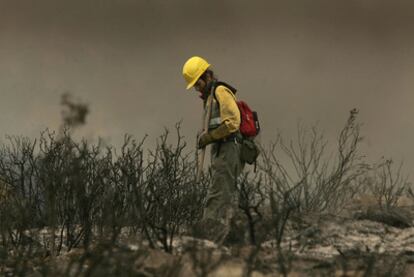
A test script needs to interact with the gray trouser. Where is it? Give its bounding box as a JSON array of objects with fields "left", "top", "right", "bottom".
[{"left": 202, "top": 140, "right": 244, "bottom": 225}]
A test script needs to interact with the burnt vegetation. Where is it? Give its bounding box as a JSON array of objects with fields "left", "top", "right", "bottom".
[{"left": 0, "top": 109, "right": 413, "bottom": 276}]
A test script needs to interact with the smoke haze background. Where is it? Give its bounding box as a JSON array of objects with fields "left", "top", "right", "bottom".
[{"left": 1, "top": 0, "right": 414, "bottom": 170}]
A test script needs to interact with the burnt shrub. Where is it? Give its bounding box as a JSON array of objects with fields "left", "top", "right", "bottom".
[
  {"left": 140, "top": 126, "right": 208, "bottom": 252},
  {"left": 259, "top": 109, "right": 369, "bottom": 216},
  {"left": 367, "top": 159, "right": 411, "bottom": 209},
  {"left": 235, "top": 172, "right": 266, "bottom": 245},
  {"left": 0, "top": 113, "right": 412, "bottom": 276}
]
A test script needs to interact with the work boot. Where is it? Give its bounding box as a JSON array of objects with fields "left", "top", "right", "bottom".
[{"left": 223, "top": 213, "right": 247, "bottom": 246}]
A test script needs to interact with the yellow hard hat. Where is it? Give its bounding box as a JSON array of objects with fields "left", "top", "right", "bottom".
[{"left": 182, "top": 56, "right": 211, "bottom": 90}]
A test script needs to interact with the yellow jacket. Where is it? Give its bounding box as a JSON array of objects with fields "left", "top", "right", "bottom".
[{"left": 206, "top": 85, "right": 241, "bottom": 140}]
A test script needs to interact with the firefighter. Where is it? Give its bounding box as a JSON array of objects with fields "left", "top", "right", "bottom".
[{"left": 182, "top": 56, "right": 244, "bottom": 243}]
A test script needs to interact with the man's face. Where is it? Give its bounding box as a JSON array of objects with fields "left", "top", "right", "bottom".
[{"left": 194, "top": 78, "right": 207, "bottom": 99}]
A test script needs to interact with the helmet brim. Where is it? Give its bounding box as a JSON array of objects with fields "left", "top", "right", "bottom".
[{"left": 186, "top": 79, "right": 197, "bottom": 90}]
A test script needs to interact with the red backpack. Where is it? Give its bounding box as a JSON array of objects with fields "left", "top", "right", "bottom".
[
  {"left": 212, "top": 82, "right": 260, "bottom": 138},
  {"left": 237, "top": 100, "right": 260, "bottom": 138}
]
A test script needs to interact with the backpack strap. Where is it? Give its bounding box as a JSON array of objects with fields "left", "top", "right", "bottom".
[
  {"left": 210, "top": 82, "right": 238, "bottom": 159},
  {"left": 214, "top": 81, "right": 237, "bottom": 95},
  {"left": 211, "top": 81, "right": 238, "bottom": 111}
]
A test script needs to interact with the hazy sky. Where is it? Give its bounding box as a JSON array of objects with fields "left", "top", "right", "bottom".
[{"left": 1, "top": 0, "right": 414, "bottom": 172}]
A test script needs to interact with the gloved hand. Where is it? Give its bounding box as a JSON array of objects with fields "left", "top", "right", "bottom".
[{"left": 197, "top": 131, "right": 214, "bottom": 149}]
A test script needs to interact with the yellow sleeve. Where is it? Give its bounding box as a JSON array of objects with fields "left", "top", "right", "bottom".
[{"left": 209, "top": 85, "right": 241, "bottom": 140}]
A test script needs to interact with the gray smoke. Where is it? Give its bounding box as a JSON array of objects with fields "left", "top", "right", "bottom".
[{"left": 60, "top": 92, "right": 89, "bottom": 129}]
